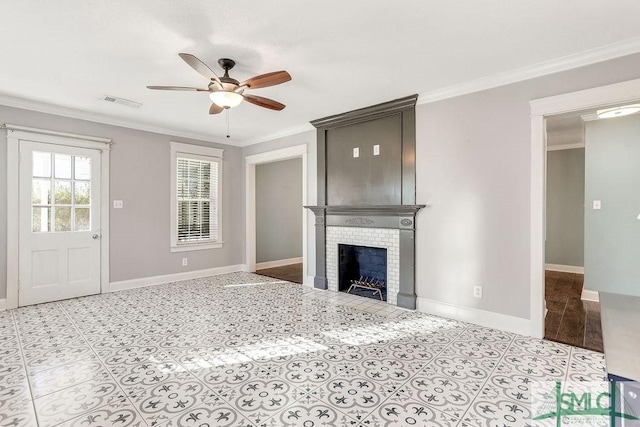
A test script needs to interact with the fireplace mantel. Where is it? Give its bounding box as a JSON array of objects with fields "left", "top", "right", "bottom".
[
  {"left": 304, "top": 205, "right": 425, "bottom": 216},
  {"left": 305, "top": 205, "right": 426, "bottom": 230}
]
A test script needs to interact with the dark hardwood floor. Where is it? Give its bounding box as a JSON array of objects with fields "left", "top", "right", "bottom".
[
  {"left": 256, "top": 263, "right": 303, "bottom": 284},
  {"left": 544, "top": 270, "right": 603, "bottom": 352}
]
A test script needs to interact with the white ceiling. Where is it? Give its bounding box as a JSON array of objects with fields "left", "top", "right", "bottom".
[{"left": 3, "top": 1, "right": 640, "bottom": 146}]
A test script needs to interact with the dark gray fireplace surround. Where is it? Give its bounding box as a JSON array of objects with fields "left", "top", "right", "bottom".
[{"left": 305, "top": 95, "right": 425, "bottom": 309}]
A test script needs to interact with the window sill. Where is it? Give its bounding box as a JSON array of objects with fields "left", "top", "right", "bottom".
[{"left": 170, "top": 242, "right": 224, "bottom": 253}]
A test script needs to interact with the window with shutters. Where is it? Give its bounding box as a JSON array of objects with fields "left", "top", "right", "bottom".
[{"left": 169, "top": 142, "right": 223, "bottom": 252}]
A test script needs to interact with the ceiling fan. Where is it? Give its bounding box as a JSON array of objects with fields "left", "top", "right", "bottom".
[{"left": 147, "top": 53, "right": 291, "bottom": 114}]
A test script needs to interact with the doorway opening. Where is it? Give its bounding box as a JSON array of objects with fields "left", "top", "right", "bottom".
[
  {"left": 245, "top": 145, "right": 308, "bottom": 285},
  {"left": 531, "top": 78, "right": 640, "bottom": 340}
]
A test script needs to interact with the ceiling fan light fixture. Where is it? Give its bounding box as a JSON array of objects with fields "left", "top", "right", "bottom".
[
  {"left": 209, "top": 90, "right": 243, "bottom": 109},
  {"left": 596, "top": 104, "right": 640, "bottom": 119}
]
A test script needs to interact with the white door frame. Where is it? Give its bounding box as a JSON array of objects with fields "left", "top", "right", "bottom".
[
  {"left": 245, "top": 144, "right": 308, "bottom": 284},
  {"left": 529, "top": 77, "right": 640, "bottom": 338},
  {"left": 4, "top": 124, "right": 111, "bottom": 309}
]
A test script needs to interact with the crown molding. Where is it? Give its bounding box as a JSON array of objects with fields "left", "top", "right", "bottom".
[
  {"left": 0, "top": 93, "right": 238, "bottom": 146},
  {"left": 418, "top": 36, "right": 640, "bottom": 105},
  {"left": 310, "top": 95, "right": 418, "bottom": 129},
  {"left": 240, "top": 123, "right": 315, "bottom": 147},
  {"left": 581, "top": 112, "right": 599, "bottom": 122},
  {"left": 3, "top": 36, "right": 640, "bottom": 148}
]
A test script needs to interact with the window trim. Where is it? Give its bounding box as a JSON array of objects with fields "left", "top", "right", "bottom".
[{"left": 170, "top": 142, "right": 223, "bottom": 252}]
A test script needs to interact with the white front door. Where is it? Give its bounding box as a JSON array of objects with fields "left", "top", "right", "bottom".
[{"left": 18, "top": 141, "right": 102, "bottom": 306}]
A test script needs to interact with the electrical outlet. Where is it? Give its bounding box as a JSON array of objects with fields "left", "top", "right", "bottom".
[
  {"left": 353, "top": 147, "right": 359, "bottom": 158},
  {"left": 113, "top": 200, "right": 123, "bottom": 209},
  {"left": 373, "top": 145, "right": 380, "bottom": 156},
  {"left": 593, "top": 200, "right": 601, "bottom": 210},
  {"left": 473, "top": 285, "right": 483, "bottom": 298},
  {"left": 182, "top": 258, "right": 188, "bottom": 267}
]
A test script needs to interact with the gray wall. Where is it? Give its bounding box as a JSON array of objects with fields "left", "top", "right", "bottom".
[
  {"left": 0, "top": 105, "right": 244, "bottom": 298},
  {"left": 585, "top": 114, "right": 640, "bottom": 296},
  {"left": 545, "top": 148, "right": 585, "bottom": 267},
  {"left": 256, "top": 158, "right": 303, "bottom": 263},
  {"left": 415, "top": 53, "right": 640, "bottom": 319}
]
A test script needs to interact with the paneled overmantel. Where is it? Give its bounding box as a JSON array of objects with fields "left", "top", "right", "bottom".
[{"left": 308, "top": 95, "right": 422, "bottom": 309}]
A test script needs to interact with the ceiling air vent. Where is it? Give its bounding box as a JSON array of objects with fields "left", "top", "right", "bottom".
[{"left": 102, "top": 95, "right": 142, "bottom": 108}]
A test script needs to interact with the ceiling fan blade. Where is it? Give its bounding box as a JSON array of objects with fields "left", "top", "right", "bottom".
[
  {"left": 243, "top": 94, "right": 286, "bottom": 111},
  {"left": 239, "top": 71, "right": 291, "bottom": 89},
  {"left": 209, "top": 103, "right": 224, "bottom": 115},
  {"left": 147, "top": 85, "right": 209, "bottom": 91},
  {"left": 178, "top": 53, "right": 221, "bottom": 83}
]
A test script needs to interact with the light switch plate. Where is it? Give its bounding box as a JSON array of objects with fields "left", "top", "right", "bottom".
[
  {"left": 593, "top": 200, "right": 601, "bottom": 210},
  {"left": 373, "top": 145, "right": 380, "bottom": 155},
  {"left": 113, "top": 200, "right": 124, "bottom": 209},
  {"left": 353, "top": 147, "right": 359, "bottom": 158}
]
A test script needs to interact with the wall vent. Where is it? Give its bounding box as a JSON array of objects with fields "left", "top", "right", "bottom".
[{"left": 102, "top": 95, "right": 142, "bottom": 108}]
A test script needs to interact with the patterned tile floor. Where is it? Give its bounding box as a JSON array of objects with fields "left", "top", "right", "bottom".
[{"left": 0, "top": 272, "right": 607, "bottom": 426}]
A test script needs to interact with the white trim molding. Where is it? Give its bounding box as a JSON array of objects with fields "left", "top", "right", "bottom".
[
  {"left": 419, "top": 36, "right": 640, "bottom": 105},
  {"left": 245, "top": 144, "right": 308, "bottom": 280},
  {"left": 581, "top": 289, "right": 600, "bottom": 302},
  {"left": 4, "top": 126, "right": 111, "bottom": 308},
  {"left": 0, "top": 299, "right": 6, "bottom": 312},
  {"left": 545, "top": 264, "right": 585, "bottom": 274},
  {"left": 109, "top": 264, "right": 247, "bottom": 292},
  {"left": 546, "top": 143, "right": 585, "bottom": 151},
  {"left": 304, "top": 276, "right": 315, "bottom": 288},
  {"left": 241, "top": 123, "right": 315, "bottom": 147},
  {"left": 529, "top": 76, "right": 640, "bottom": 338},
  {"left": 256, "top": 257, "right": 303, "bottom": 270},
  {"left": 169, "top": 141, "right": 224, "bottom": 253},
  {"left": 0, "top": 94, "right": 231, "bottom": 146},
  {"left": 416, "top": 297, "right": 531, "bottom": 337},
  {"left": 3, "top": 36, "right": 640, "bottom": 149}
]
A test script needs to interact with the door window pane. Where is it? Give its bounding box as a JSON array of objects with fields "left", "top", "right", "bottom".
[
  {"left": 54, "top": 181, "right": 72, "bottom": 204},
  {"left": 74, "top": 208, "right": 90, "bottom": 231},
  {"left": 32, "top": 179, "right": 51, "bottom": 205},
  {"left": 32, "top": 152, "right": 51, "bottom": 177},
  {"left": 54, "top": 207, "right": 72, "bottom": 232},
  {"left": 74, "top": 156, "right": 91, "bottom": 180},
  {"left": 74, "top": 182, "right": 90, "bottom": 205},
  {"left": 32, "top": 207, "right": 51, "bottom": 232},
  {"left": 32, "top": 151, "right": 95, "bottom": 233},
  {"left": 54, "top": 154, "right": 72, "bottom": 179}
]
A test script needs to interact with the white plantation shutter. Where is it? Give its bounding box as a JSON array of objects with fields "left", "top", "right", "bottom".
[
  {"left": 170, "top": 142, "right": 223, "bottom": 251},
  {"left": 176, "top": 157, "right": 219, "bottom": 242}
]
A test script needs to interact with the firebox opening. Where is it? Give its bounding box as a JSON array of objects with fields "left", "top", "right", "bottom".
[{"left": 338, "top": 244, "right": 387, "bottom": 301}]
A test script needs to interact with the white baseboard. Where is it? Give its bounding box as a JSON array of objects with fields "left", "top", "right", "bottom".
[
  {"left": 581, "top": 289, "right": 600, "bottom": 302},
  {"left": 256, "top": 257, "right": 303, "bottom": 270},
  {"left": 545, "top": 263, "right": 584, "bottom": 274},
  {"left": 303, "top": 275, "right": 315, "bottom": 288},
  {"left": 416, "top": 297, "right": 532, "bottom": 337},
  {"left": 109, "top": 264, "right": 247, "bottom": 293},
  {"left": 0, "top": 299, "right": 6, "bottom": 312}
]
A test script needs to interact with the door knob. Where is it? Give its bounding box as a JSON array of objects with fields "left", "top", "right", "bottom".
[{"left": 92, "top": 234, "right": 100, "bottom": 240}]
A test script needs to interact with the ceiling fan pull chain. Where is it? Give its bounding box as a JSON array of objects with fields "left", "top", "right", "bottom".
[{"left": 226, "top": 109, "right": 231, "bottom": 139}]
